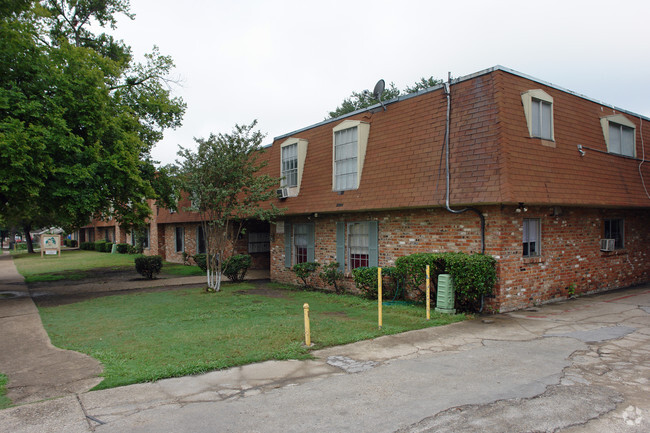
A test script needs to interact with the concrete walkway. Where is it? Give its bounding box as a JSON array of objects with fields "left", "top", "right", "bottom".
[
  {"left": 0, "top": 253, "right": 102, "bottom": 405},
  {"left": 0, "top": 256, "right": 648, "bottom": 431}
]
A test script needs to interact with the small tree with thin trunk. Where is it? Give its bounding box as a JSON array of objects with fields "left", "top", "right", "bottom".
[{"left": 177, "top": 121, "right": 282, "bottom": 292}]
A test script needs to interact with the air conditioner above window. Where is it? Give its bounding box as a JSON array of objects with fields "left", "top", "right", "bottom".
[
  {"left": 600, "top": 239, "right": 615, "bottom": 252},
  {"left": 276, "top": 188, "right": 289, "bottom": 199}
]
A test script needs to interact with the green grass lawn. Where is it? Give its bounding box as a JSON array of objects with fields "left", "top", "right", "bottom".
[
  {"left": 12, "top": 249, "right": 203, "bottom": 282},
  {"left": 12, "top": 250, "right": 138, "bottom": 283},
  {"left": 38, "top": 283, "right": 467, "bottom": 390},
  {"left": 160, "top": 262, "right": 204, "bottom": 277},
  {"left": 0, "top": 374, "right": 11, "bottom": 409}
]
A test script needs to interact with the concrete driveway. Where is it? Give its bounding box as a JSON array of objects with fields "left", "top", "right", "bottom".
[{"left": 0, "top": 252, "right": 648, "bottom": 432}]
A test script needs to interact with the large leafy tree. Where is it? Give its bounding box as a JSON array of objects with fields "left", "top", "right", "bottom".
[
  {"left": 177, "top": 121, "right": 283, "bottom": 292},
  {"left": 328, "top": 76, "right": 443, "bottom": 119},
  {"left": 0, "top": 0, "right": 185, "bottom": 251}
]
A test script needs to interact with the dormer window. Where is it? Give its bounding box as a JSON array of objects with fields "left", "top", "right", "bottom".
[
  {"left": 281, "top": 143, "right": 298, "bottom": 187},
  {"left": 332, "top": 120, "right": 370, "bottom": 191},
  {"left": 279, "top": 137, "right": 308, "bottom": 196},
  {"left": 521, "top": 89, "right": 554, "bottom": 142},
  {"left": 600, "top": 114, "right": 635, "bottom": 157},
  {"left": 334, "top": 127, "right": 358, "bottom": 190}
]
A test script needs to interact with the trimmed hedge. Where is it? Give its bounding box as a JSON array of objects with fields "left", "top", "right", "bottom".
[
  {"left": 134, "top": 255, "right": 163, "bottom": 279},
  {"left": 80, "top": 241, "right": 94, "bottom": 250},
  {"left": 222, "top": 254, "right": 252, "bottom": 282},
  {"left": 394, "top": 252, "right": 496, "bottom": 312},
  {"left": 116, "top": 243, "right": 130, "bottom": 254},
  {"left": 351, "top": 266, "right": 401, "bottom": 300}
]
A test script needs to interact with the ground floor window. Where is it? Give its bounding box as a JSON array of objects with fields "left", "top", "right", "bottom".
[
  {"left": 294, "top": 224, "right": 310, "bottom": 264},
  {"left": 175, "top": 226, "right": 184, "bottom": 252},
  {"left": 197, "top": 225, "right": 206, "bottom": 254},
  {"left": 248, "top": 232, "right": 270, "bottom": 253},
  {"left": 603, "top": 218, "right": 624, "bottom": 249},
  {"left": 131, "top": 227, "right": 150, "bottom": 249},
  {"left": 348, "top": 222, "right": 370, "bottom": 269},
  {"left": 522, "top": 218, "right": 540, "bottom": 257},
  {"left": 284, "top": 222, "right": 314, "bottom": 267},
  {"left": 335, "top": 221, "right": 378, "bottom": 272}
]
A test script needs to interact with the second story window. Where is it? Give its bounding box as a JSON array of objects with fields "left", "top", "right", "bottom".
[
  {"left": 281, "top": 143, "right": 298, "bottom": 188},
  {"left": 521, "top": 89, "right": 554, "bottom": 142},
  {"left": 334, "top": 127, "right": 358, "bottom": 191},
  {"left": 332, "top": 120, "right": 370, "bottom": 192},
  {"left": 601, "top": 114, "right": 636, "bottom": 158},
  {"left": 531, "top": 98, "right": 552, "bottom": 140}
]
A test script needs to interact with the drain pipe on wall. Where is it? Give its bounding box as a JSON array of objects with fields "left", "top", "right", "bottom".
[{"left": 442, "top": 73, "right": 486, "bottom": 255}]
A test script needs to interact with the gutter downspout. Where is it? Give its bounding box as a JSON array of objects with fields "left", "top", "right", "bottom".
[{"left": 443, "top": 73, "right": 486, "bottom": 255}]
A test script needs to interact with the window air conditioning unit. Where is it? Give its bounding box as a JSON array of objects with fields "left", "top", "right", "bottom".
[
  {"left": 600, "top": 239, "right": 615, "bottom": 252},
  {"left": 276, "top": 188, "right": 289, "bottom": 199}
]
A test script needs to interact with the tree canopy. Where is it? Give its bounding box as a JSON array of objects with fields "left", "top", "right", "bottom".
[
  {"left": 327, "top": 76, "right": 443, "bottom": 119},
  {"left": 176, "top": 121, "right": 283, "bottom": 292},
  {"left": 0, "top": 0, "right": 185, "bottom": 248}
]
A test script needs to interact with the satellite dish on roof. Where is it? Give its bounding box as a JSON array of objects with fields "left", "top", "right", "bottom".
[
  {"left": 372, "top": 79, "right": 385, "bottom": 99},
  {"left": 372, "top": 79, "right": 386, "bottom": 111}
]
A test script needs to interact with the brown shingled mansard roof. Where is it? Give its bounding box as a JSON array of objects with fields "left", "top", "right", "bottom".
[{"left": 258, "top": 66, "right": 650, "bottom": 216}]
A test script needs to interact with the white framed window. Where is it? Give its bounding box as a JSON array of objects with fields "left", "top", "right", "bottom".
[
  {"left": 601, "top": 114, "right": 636, "bottom": 157},
  {"left": 334, "top": 127, "right": 358, "bottom": 191},
  {"left": 279, "top": 137, "right": 308, "bottom": 195},
  {"left": 532, "top": 98, "right": 552, "bottom": 140},
  {"left": 523, "top": 218, "right": 540, "bottom": 257},
  {"left": 348, "top": 222, "right": 370, "bottom": 269},
  {"left": 521, "top": 89, "right": 554, "bottom": 141},
  {"left": 603, "top": 218, "right": 624, "bottom": 250},
  {"left": 332, "top": 120, "right": 370, "bottom": 191},
  {"left": 248, "top": 232, "right": 270, "bottom": 253},
  {"left": 175, "top": 226, "right": 184, "bottom": 253},
  {"left": 281, "top": 143, "right": 298, "bottom": 188}
]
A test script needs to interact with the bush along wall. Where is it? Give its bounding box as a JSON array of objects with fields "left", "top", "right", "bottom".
[
  {"left": 385, "top": 252, "right": 496, "bottom": 312},
  {"left": 135, "top": 255, "right": 163, "bottom": 279},
  {"left": 351, "top": 266, "right": 402, "bottom": 300}
]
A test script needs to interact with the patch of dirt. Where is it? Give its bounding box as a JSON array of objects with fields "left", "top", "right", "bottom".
[{"left": 27, "top": 268, "right": 203, "bottom": 307}]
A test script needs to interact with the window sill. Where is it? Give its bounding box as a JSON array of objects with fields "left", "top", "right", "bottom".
[
  {"left": 601, "top": 249, "right": 627, "bottom": 256},
  {"left": 522, "top": 256, "right": 544, "bottom": 264}
]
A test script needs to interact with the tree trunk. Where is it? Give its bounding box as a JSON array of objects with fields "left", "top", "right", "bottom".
[{"left": 23, "top": 223, "right": 34, "bottom": 253}]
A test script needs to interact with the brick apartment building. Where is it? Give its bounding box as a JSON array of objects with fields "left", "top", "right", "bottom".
[{"left": 81, "top": 66, "right": 650, "bottom": 312}]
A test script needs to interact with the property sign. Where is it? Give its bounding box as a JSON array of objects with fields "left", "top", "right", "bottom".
[{"left": 41, "top": 234, "right": 61, "bottom": 257}]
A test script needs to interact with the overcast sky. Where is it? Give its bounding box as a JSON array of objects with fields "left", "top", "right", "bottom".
[{"left": 108, "top": 0, "right": 650, "bottom": 166}]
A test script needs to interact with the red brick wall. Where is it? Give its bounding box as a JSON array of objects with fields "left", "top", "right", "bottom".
[
  {"left": 491, "top": 206, "right": 650, "bottom": 311},
  {"left": 270, "top": 206, "right": 650, "bottom": 312},
  {"left": 271, "top": 208, "right": 484, "bottom": 289},
  {"left": 160, "top": 223, "right": 201, "bottom": 263}
]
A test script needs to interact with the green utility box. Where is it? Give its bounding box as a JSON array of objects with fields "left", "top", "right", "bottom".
[
  {"left": 111, "top": 244, "right": 117, "bottom": 254},
  {"left": 435, "top": 274, "right": 456, "bottom": 314}
]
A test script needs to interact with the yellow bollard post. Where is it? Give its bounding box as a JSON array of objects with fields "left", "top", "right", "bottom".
[
  {"left": 303, "top": 303, "right": 311, "bottom": 346},
  {"left": 378, "top": 267, "right": 383, "bottom": 330},
  {"left": 426, "top": 265, "right": 431, "bottom": 320}
]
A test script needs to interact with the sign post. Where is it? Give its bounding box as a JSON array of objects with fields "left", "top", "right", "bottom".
[{"left": 41, "top": 234, "right": 61, "bottom": 257}]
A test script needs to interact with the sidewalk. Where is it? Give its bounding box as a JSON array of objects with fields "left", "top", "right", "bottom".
[
  {"left": 1, "top": 276, "right": 648, "bottom": 432},
  {"left": 0, "top": 253, "right": 102, "bottom": 406}
]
